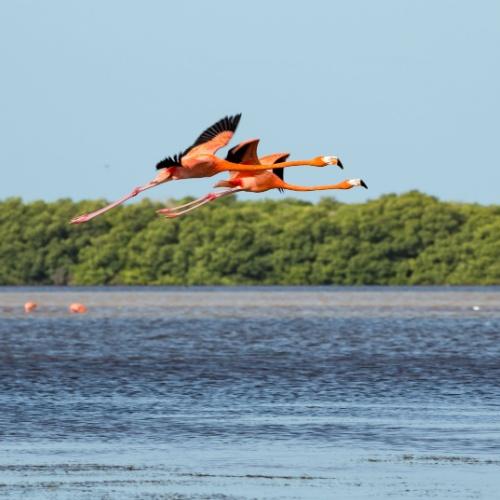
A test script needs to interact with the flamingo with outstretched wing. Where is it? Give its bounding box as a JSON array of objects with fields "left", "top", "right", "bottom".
[
  {"left": 70, "top": 115, "right": 344, "bottom": 224},
  {"left": 158, "top": 140, "right": 366, "bottom": 218}
]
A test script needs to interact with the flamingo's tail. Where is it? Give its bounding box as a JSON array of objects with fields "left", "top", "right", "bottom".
[{"left": 214, "top": 179, "right": 234, "bottom": 188}]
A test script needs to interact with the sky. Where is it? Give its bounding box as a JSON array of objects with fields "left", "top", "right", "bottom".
[{"left": 0, "top": 0, "right": 499, "bottom": 205}]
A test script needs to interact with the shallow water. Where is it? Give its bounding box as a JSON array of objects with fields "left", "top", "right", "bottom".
[{"left": 1, "top": 287, "right": 499, "bottom": 499}]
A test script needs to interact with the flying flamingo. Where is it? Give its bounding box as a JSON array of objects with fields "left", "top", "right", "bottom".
[
  {"left": 158, "top": 139, "right": 367, "bottom": 218},
  {"left": 155, "top": 138, "right": 289, "bottom": 215},
  {"left": 70, "top": 114, "right": 344, "bottom": 224}
]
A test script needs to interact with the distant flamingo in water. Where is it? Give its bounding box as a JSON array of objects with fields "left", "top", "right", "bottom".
[
  {"left": 70, "top": 114, "right": 344, "bottom": 224},
  {"left": 69, "top": 303, "right": 87, "bottom": 314},
  {"left": 158, "top": 139, "right": 366, "bottom": 218},
  {"left": 24, "top": 301, "right": 38, "bottom": 313}
]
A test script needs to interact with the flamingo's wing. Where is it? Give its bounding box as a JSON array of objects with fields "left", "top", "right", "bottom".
[
  {"left": 183, "top": 114, "right": 242, "bottom": 160},
  {"left": 225, "top": 138, "right": 260, "bottom": 165},
  {"left": 259, "top": 153, "right": 289, "bottom": 193},
  {"left": 156, "top": 114, "right": 242, "bottom": 170},
  {"left": 258, "top": 153, "right": 289, "bottom": 166},
  {"left": 223, "top": 139, "right": 261, "bottom": 180}
]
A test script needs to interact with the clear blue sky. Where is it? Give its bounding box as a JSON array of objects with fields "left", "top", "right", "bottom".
[{"left": 1, "top": 0, "right": 498, "bottom": 205}]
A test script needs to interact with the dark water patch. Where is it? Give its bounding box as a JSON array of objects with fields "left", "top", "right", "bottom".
[
  {"left": 179, "top": 473, "right": 327, "bottom": 480},
  {"left": 365, "top": 455, "right": 500, "bottom": 465}
]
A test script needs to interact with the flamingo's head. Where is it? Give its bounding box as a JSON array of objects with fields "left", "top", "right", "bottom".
[
  {"left": 348, "top": 178, "right": 368, "bottom": 189},
  {"left": 315, "top": 156, "right": 344, "bottom": 169}
]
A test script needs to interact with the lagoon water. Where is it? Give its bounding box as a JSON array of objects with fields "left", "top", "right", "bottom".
[{"left": 0, "top": 287, "right": 499, "bottom": 499}]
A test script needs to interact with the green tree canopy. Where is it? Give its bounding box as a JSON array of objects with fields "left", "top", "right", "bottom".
[{"left": 0, "top": 192, "right": 498, "bottom": 285}]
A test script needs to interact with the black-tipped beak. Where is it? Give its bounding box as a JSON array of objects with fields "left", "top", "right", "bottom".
[
  {"left": 337, "top": 159, "right": 344, "bottom": 169},
  {"left": 360, "top": 180, "right": 368, "bottom": 189}
]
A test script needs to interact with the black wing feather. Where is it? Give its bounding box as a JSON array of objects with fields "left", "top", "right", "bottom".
[
  {"left": 273, "top": 167, "right": 285, "bottom": 193},
  {"left": 156, "top": 152, "right": 183, "bottom": 170},
  {"left": 272, "top": 154, "right": 288, "bottom": 193},
  {"left": 185, "top": 114, "right": 242, "bottom": 154},
  {"left": 225, "top": 140, "right": 253, "bottom": 164},
  {"left": 272, "top": 167, "right": 284, "bottom": 181}
]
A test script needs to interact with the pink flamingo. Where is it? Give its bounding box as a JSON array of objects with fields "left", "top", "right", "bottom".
[
  {"left": 70, "top": 115, "right": 343, "bottom": 224},
  {"left": 158, "top": 139, "right": 366, "bottom": 218},
  {"left": 69, "top": 303, "right": 87, "bottom": 314},
  {"left": 24, "top": 301, "right": 38, "bottom": 313}
]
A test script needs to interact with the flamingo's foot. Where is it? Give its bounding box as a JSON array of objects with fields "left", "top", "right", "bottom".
[
  {"left": 159, "top": 211, "right": 180, "bottom": 219},
  {"left": 70, "top": 214, "right": 91, "bottom": 224},
  {"left": 156, "top": 208, "right": 174, "bottom": 215}
]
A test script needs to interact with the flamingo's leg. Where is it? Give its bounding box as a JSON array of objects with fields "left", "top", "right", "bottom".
[
  {"left": 158, "top": 188, "right": 240, "bottom": 216},
  {"left": 157, "top": 191, "right": 233, "bottom": 213},
  {"left": 70, "top": 180, "right": 159, "bottom": 224},
  {"left": 158, "top": 188, "right": 241, "bottom": 218}
]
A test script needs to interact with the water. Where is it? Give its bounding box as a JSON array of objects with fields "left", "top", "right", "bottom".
[{"left": 0, "top": 287, "right": 499, "bottom": 499}]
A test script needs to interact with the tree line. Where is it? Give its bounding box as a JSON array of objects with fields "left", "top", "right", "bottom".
[{"left": 1, "top": 191, "right": 499, "bottom": 285}]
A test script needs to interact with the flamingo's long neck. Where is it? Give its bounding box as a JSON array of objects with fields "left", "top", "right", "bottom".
[
  {"left": 272, "top": 159, "right": 320, "bottom": 168},
  {"left": 280, "top": 180, "right": 352, "bottom": 192},
  {"left": 217, "top": 158, "right": 318, "bottom": 172}
]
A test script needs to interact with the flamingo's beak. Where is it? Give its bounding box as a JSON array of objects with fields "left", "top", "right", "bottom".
[
  {"left": 337, "top": 158, "right": 344, "bottom": 169},
  {"left": 360, "top": 180, "right": 368, "bottom": 189}
]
